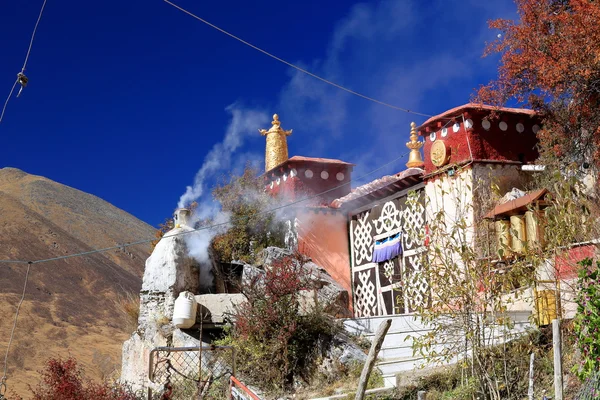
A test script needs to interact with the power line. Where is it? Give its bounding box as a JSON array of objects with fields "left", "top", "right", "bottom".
[
  {"left": 1, "top": 262, "right": 32, "bottom": 392},
  {"left": 0, "top": 0, "right": 48, "bottom": 125},
  {"left": 0, "top": 79, "right": 19, "bottom": 126},
  {"left": 21, "top": 0, "right": 48, "bottom": 73},
  {"left": 0, "top": 146, "right": 418, "bottom": 388},
  {"left": 0, "top": 148, "right": 418, "bottom": 266},
  {"left": 163, "top": 0, "right": 434, "bottom": 118}
]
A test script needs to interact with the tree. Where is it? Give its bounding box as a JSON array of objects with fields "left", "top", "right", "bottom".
[
  {"left": 211, "top": 164, "right": 286, "bottom": 263},
  {"left": 407, "top": 176, "right": 538, "bottom": 400},
  {"left": 476, "top": 0, "right": 600, "bottom": 169}
]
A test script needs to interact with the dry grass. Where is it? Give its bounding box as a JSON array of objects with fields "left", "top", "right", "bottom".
[{"left": 117, "top": 292, "right": 140, "bottom": 333}]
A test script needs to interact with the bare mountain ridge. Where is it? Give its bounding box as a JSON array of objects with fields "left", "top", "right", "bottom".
[{"left": 0, "top": 167, "right": 155, "bottom": 397}]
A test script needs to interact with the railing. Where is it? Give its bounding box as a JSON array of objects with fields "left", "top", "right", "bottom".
[
  {"left": 229, "top": 376, "right": 261, "bottom": 400},
  {"left": 148, "top": 345, "right": 235, "bottom": 399}
]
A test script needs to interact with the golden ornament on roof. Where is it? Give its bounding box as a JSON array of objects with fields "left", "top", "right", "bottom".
[
  {"left": 405, "top": 122, "right": 424, "bottom": 168},
  {"left": 260, "top": 114, "right": 293, "bottom": 172}
]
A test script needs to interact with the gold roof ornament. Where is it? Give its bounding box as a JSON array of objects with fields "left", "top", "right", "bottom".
[
  {"left": 260, "top": 114, "right": 293, "bottom": 172},
  {"left": 430, "top": 140, "right": 450, "bottom": 167},
  {"left": 405, "top": 122, "right": 424, "bottom": 168}
]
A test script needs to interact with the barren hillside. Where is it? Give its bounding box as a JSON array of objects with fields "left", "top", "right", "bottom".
[{"left": 0, "top": 167, "right": 155, "bottom": 397}]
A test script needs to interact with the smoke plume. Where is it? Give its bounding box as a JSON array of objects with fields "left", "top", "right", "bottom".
[
  {"left": 176, "top": 105, "right": 268, "bottom": 289},
  {"left": 178, "top": 104, "right": 268, "bottom": 208}
]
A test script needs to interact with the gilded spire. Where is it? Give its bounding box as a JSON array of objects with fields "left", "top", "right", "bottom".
[
  {"left": 405, "top": 122, "right": 424, "bottom": 168},
  {"left": 260, "top": 114, "right": 293, "bottom": 172}
]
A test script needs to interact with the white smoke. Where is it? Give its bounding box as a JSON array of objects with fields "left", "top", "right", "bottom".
[
  {"left": 176, "top": 104, "right": 268, "bottom": 290},
  {"left": 178, "top": 104, "right": 269, "bottom": 208}
]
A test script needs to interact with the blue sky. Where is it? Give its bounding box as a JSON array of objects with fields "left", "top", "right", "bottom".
[{"left": 0, "top": 0, "right": 518, "bottom": 226}]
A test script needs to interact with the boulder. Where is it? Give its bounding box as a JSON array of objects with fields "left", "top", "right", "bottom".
[
  {"left": 316, "top": 333, "right": 368, "bottom": 380},
  {"left": 254, "top": 247, "right": 350, "bottom": 314}
]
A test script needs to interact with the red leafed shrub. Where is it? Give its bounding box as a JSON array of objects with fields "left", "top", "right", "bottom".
[
  {"left": 21, "top": 357, "right": 139, "bottom": 400},
  {"left": 217, "top": 252, "right": 339, "bottom": 396}
]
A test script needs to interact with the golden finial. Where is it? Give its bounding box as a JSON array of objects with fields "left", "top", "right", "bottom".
[
  {"left": 259, "top": 113, "right": 293, "bottom": 172},
  {"left": 405, "top": 122, "right": 424, "bottom": 168}
]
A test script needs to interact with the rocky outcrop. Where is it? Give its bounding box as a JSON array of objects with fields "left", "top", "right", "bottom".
[
  {"left": 122, "top": 243, "right": 352, "bottom": 394},
  {"left": 253, "top": 247, "right": 350, "bottom": 315},
  {"left": 316, "top": 333, "right": 368, "bottom": 379},
  {"left": 122, "top": 221, "right": 206, "bottom": 393}
]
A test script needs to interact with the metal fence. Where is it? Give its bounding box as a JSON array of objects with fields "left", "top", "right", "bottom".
[
  {"left": 148, "top": 346, "right": 235, "bottom": 400},
  {"left": 574, "top": 370, "right": 600, "bottom": 400}
]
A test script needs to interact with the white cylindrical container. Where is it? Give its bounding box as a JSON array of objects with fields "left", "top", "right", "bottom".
[{"left": 172, "top": 291, "right": 197, "bottom": 329}]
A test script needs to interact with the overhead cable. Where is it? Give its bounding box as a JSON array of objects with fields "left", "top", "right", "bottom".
[
  {"left": 0, "top": 0, "right": 48, "bottom": 125},
  {"left": 1, "top": 262, "right": 32, "bottom": 393},
  {"left": 0, "top": 148, "right": 418, "bottom": 266},
  {"left": 163, "top": 0, "right": 433, "bottom": 118}
]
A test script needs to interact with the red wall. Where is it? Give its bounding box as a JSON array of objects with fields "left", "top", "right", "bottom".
[
  {"left": 265, "top": 162, "right": 352, "bottom": 205},
  {"left": 421, "top": 113, "right": 540, "bottom": 175},
  {"left": 555, "top": 244, "right": 597, "bottom": 280},
  {"left": 296, "top": 208, "right": 352, "bottom": 306}
]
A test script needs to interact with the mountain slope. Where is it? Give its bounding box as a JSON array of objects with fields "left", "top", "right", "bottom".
[{"left": 0, "top": 167, "right": 155, "bottom": 397}]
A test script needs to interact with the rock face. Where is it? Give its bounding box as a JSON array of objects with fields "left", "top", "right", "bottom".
[
  {"left": 316, "top": 333, "right": 368, "bottom": 379},
  {"left": 121, "top": 210, "right": 207, "bottom": 394},
  {"left": 254, "top": 247, "right": 350, "bottom": 316},
  {"left": 195, "top": 294, "right": 246, "bottom": 324},
  {"left": 139, "top": 225, "right": 199, "bottom": 327},
  {"left": 121, "top": 243, "right": 353, "bottom": 394}
]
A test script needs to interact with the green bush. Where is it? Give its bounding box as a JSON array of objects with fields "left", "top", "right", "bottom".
[{"left": 574, "top": 258, "right": 600, "bottom": 380}]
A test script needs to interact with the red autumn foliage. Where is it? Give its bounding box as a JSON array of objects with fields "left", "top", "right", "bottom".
[
  {"left": 476, "top": 0, "right": 600, "bottom": 167},
  {"left": 235, "top": 254, "right": 311, "bottom": 343},
  {"left": 15, "top": 357, "right": 139, "bottom": 400},
  {"left": 223, "top": 252, "right": 338, "bottom": 393}
]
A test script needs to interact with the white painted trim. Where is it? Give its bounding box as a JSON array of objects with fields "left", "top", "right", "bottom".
[
  {"left": 403, "top": 246, "right": 426, "bottom": 257},
  {"left": 374, "top": 227, "right": 402, "bottom": 241},
  {"left": 349, "top": 183, "right": 425, "bottom": 216},
  {"left": 352, "top": 262, "right": 378, "bottom": 273}
]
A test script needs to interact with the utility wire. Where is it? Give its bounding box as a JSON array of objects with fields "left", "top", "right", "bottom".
[
  {"left": 21, "top": 0, "right": 48, "bottom": 73},
  {"left": 1, "top": 262, "right": 32, "bottom": 391},
  {"left": 0, "top": 146, "right": 418, "bottom": 388},
  {"left": 163, "top": 0, "right": 433, "bottom": 118},
  {"left": 0, "top": 148, "right": 417, "bottom": 266},
  {"left": 0, "top": 79, "right": 19, "bottom": 126},
  {"left": 0, "top": 0, "right": 48, "bottom": 125}
]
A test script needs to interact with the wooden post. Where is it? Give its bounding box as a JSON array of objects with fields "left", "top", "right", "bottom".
[
  {"left": 552, "top": 319, "right": 563, "bottom": 400},
  {"left": 354, "top": 319, "right": 392, "bottom": 400},
  {"left": 528, "top": 352, "right": 535, "bottom": 400},
  {"left": 417, "top": 390, "right": 427, "bottom": 400}
]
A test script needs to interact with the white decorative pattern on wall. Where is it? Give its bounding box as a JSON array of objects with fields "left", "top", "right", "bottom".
[
  {"left": 284, "top": 218, "right": 299, "bottom": 250},
  {"left": 353, "top": 211, "right": 373, "bottom": 265},
  {"left": 351, "top": 188, "right": 427, "bottom": 318},
  {"left": 354, "top": 269, "right": 377, "bottom": 317},
  {"left": 383, "top": 259, "right": 394, "bottom": 282},
  {"left": 404, "top": 253, "right": 429, "bottom": 311},
  {"left": 374, "top": 201, "right": 402, "bottom": 235},
  {"left": 402, "top": 199, "right": 425, "bottom": 250}
]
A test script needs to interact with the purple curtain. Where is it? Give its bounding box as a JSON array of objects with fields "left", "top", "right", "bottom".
[{"left": 372, "top": 233, "right": 402, "bottom": 263}]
